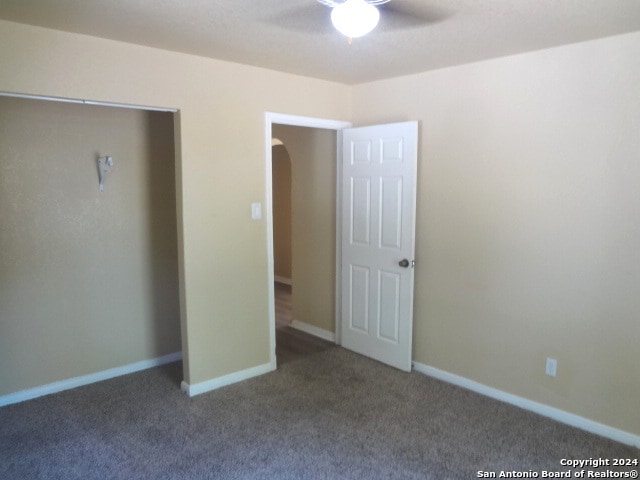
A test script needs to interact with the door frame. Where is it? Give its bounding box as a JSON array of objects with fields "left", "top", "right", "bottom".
[{"left": 265, "top": 112, "right": 351, "bottom": 368}]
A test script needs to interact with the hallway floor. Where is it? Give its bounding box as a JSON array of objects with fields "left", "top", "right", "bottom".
[{"left": 274, "top": 282, "right": 334, "bottom": 366}]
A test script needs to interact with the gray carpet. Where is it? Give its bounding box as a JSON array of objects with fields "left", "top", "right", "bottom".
[{"left": 1, "top": 348, "right": 637, "bottom": 479}]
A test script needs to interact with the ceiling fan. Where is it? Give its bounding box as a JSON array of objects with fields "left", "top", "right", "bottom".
[
  {"left": 316, "top": 0, "right": 390, "bottom": 39},
  {"left": 314, "top": 0, "right": 447, "bottom": 40}
]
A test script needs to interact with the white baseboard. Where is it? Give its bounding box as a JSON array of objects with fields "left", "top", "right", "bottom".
[
  {"left": 412, "top": 361, "right": 640, "bottom": 448},
  {"left": 290, "top": 319, "right": 336, "bottom": 343},
  {"left": 274, "top": 275, "right": 292, "bottom": 286},
  {"left": 0, "top": 352, "right": 182, "bottom": 407},
  {"left": 181, "top": 362, "right": 275, "bottom": 397}
]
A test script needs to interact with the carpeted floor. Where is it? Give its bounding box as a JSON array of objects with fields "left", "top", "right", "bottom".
[{"left": 1, "top": 348, "right": 637, "bottom": 479}]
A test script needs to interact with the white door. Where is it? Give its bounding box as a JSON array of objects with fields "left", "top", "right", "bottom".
[{"left": 340, "top": 121, "right": 418, "bottom": 372}]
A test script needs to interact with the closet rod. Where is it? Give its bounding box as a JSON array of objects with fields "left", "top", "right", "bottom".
[{"left": 0, "top": 92, "right": 178, "bottom": 113}]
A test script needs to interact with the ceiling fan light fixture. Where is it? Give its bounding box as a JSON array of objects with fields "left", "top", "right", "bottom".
[{"left": 331, "top": 0, "right": 380, "bottom": 38}]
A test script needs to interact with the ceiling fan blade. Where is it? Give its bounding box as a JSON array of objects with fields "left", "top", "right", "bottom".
[
  {"left": 316, "top": 0, "right": 392, "bottom": 6},
  {"left": 262, "top": 3, "right": 334, "bottom": 34},
  {"left": 264, "top": 1, "right": 452, "bottom": 35},
  {"left": 378, "top": 2, "right": 452, "bottom": 30}
]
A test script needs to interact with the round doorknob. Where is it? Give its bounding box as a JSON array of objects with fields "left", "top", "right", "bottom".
[{"left": 399, "top": 259, "right": 410, "bottom": 268}]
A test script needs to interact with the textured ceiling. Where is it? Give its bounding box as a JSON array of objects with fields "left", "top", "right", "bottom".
[{"left": 1, "top": 0, "right": 639, "bottom": 84}]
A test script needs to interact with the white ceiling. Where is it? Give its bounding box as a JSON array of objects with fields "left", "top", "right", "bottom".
[{"left": 1, "top": 0, "right": 639, "bottom": 85}]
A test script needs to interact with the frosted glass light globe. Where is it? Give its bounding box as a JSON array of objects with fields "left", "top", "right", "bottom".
[{"left": 331, "top": 0, "right": 380, "bottom": 38}]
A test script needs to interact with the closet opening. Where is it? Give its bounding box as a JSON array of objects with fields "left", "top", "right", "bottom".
[{"left": 0, "top": 93, "right": 182, "bottom": 404}]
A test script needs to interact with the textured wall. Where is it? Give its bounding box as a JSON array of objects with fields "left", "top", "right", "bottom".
[
  {"left": 0, "top": 96, "right": 180, "bottom": 395},
  {"left": 0, "top": 19, "right": 351, "bottom": 388},
  {"left": 352, "top": 32, "right": 640, "bottom": 436}
]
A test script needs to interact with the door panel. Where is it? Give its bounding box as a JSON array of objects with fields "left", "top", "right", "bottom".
[
  {"left": 341, "top": 121, "right": 418, "bottom": 372},
  {"left": 379, "top": 176, "right": 403, "bottom": 249},
  {"left": 350, "top": 177, "right": 371, "bottom": 245},
  {"left": 377, "top": 270, "right": 400, "bottom": 343},
  {"left": 349, "top": 265, "right": 370, "bottom": 333}
]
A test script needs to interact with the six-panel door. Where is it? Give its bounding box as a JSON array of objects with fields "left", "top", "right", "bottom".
[{"left": 341, "top": 121, "right": 418, "bottom": 372}]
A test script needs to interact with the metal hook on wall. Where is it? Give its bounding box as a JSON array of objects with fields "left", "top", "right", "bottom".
[{"left": 97, "top": 155, "right": 114, "bottom": 192}]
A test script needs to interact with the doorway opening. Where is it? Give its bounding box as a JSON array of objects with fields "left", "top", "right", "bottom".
[
  {"left": 271, "top": 136, "right": 335, "bottom": 365},
  {"left": 265, "top": 113, "right": 351, "bottom": 368}
]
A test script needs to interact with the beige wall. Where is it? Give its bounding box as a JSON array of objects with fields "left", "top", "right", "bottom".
[
  {"left": 1, "top": 16, "right": 637, "bottom": 440},
  {"left": 0, "top": 20, "right": 351, "bottom": 388},
  {"left": 272, "top": 145, "right": 292, "bottom": 281},
  {"left": 272, "top": 125, "right": 337, "bottom": 333},
  {"left": 352, "top": 31, "right": 640, "bottom": 435},
  {"left": 0, "top": 96, "right": 179, "bottom": 395}
]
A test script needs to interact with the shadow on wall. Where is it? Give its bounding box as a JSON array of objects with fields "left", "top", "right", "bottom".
[{"left": 145, "top": 111, "right": 181, "bottom": 361}]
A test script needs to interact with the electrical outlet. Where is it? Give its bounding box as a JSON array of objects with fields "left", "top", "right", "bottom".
[{"left": 545, "top": 358, "right": 557, "bottom": 377}]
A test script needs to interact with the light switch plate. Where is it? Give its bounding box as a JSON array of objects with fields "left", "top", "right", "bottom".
[{"left": 251, "top": 202, "right": 262, "bottom": 220}]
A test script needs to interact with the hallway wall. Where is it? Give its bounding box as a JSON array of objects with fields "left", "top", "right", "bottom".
[
  {"left": 272, "top": 145, "right": 292, "bottom": 282},
  {"left": 272, "top": 125, "right": 337, "bottom": 334}
]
